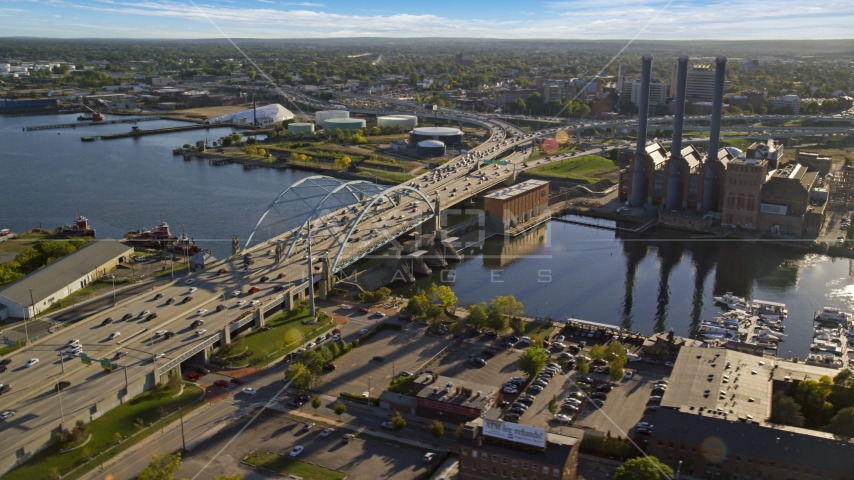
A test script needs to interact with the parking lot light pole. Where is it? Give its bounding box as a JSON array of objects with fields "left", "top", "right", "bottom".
[
  {"left": 367, "top": 377, "right": 372, "bottom": 407},
  {"left": 47, "top": 374, "right": 66, "bottom": 426},
  {"left": 179, "top": 407, "right": 187, "bottom": 453},
  {"left": 58, "top": 351, "right": 65, "bottom": 373}
]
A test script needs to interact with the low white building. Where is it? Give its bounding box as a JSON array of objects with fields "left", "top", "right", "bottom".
[{"left": 0, "top": 241, "right": 133, "bottom": 319}]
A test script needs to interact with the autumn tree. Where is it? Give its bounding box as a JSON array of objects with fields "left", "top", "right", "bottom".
[
  {"left": 519, "top": 346, "right": 549, "bottom": 378},
  {"left": 614, "top": 456, "right": 674, "bottom": 480},
  {"left": 138, "top": 452, "right": 182, "bottom": 480}
]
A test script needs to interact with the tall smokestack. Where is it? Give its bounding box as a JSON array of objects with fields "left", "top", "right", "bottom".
[
  {"left": 665, "top": 55, "right": 689, "bottom": 211},
  {"left": 253, "top": 101, "right": 257, "bottom": 126},
  {"left": 630, "top": 54, "right": 653, "bottom": 207},
  {"left": 700, "top": 56, "right": 727, "bottom": 213}
]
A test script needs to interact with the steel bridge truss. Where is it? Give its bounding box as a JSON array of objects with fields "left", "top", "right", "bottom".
[{"left": 245, "top": 176, "right": 436, "bottom": 273}]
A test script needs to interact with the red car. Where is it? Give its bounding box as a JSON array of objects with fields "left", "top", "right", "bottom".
[
  {"left": 217, "top": 268, "right": 227, "bottom": 275},
  {"left": 357, "top": 307, "right": 370, "bottom": 314},
  {"left": 186, "top": 372, "right": 201, "bottom": 380},
  {"left": 248, "top": 286, "right": 260, "bottom": 294},
  {"left": 277, "top": 273, "right": 286, "bottom": 279},
  {"left": 230, "top": 378, "right": 245, "bottom": 385},
  {"left": 332, "top": 327, "right": 341, "bottom": 335},
  {"left": 213, "top": 380, "right": 230, "bottom": 388}
]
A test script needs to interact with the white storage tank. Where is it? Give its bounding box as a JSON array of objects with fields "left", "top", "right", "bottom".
[
  {"left": 377, "top": 115, "right": 418, "bottom": 129},
  {"left": 315, "top": 110, "right": 349, "bottom": 128}
]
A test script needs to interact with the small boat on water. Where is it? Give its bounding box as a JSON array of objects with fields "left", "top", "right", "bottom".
[{"left": 713, "top": 292, "right": 751, "bottom": 310}]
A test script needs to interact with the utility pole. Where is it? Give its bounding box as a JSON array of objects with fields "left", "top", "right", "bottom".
[
  {"left": 59, "top": 351, "right": 65, "bottom": 373},
  {"left": 179, "top": 407, "right": 187, "bottom": 453},
  {"left": 112, "top": 276, "right": 117, "bottom": 305},
  {"left": 47, "top": 375, "right": 66, "bottom": 427},
  {"left": 367, "top": 376, "right": 372, "bottom": 407}
]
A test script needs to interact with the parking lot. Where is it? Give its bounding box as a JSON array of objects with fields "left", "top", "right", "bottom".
[
  {"left": 318, "top": 325, "right": 448, "bottom": 396},
  {"left": 176, "top": 409, "right": 432, "bottom": 480}
]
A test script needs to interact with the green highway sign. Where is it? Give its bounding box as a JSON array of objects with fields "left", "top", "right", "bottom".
[
  {"left": 80, "top": 353, "right": 91, "bottom": 365},
  {"left": 100, "top": 358, "right": 112, "bottom": 370}
]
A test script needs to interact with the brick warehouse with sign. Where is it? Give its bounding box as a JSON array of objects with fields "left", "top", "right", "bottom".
[
  {"left": 457, "top": 418, "right": 583, "bottom": 480},
  {"left": 413, "top": 373, "right": 497, "bottom": 424}
]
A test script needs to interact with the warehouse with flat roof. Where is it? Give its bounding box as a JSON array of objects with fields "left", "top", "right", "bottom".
[
  {"left": 484, "top": 179, "right": 550, "bottom": 233},
  {"left": 0, "top": 241, "right": 133, "bottom": 319}
]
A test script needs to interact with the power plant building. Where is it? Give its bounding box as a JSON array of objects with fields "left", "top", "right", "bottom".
[
  {"left": 314, "top": 110, "right": 349, "bottom": 127},
  {"left": 377, "top": 115, "right": 418, "bottom": 129},
  {"left": 416, "top": 140, "right": 446, "bottom": 158},
  {"left": 409, "top": 126, "right": 463, "bottom": 147},
  {"left": 323, "top": 118, "right": 366, "bottom": 133}
]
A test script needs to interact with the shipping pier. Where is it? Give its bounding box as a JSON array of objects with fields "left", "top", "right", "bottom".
[{"left": 24, "top": 116, "right": 162, "bottom": 131}]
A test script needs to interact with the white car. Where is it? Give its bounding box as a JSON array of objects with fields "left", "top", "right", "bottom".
[
  {"left": 187, "top": 287, "right": 197, "bottom": 293},
  {"left": 358, "top": 328, "right": 369, "bottom": 334},
  {"left": 231, "top": 290, "right": 242, "bottom": 297},
  {"left": 196, "top": 309, "right": 207, "bottom": 316},
  {"left": 424, "top": 452, "right": 435, "bottom": 462},
  {"left": 242, "top": 267, "right": 250, "bottom": 273},
  {"left": 154, "top": 330, "right": 167, "bottom": 337},
  {"left": 321, "top": 427, "right": 335, "bottom": 437},
  {"left": 66, "top": 346, "right": 83, "bottom": 355},
  {"left": 289, "top": 446, "right": 304, "bottom": 457},
  {"left": 636, "top": 422, "right": 653, "bottom": 429},
  {"left": 305, "top": 342, "right": 316, "bottom": 349},
  {"left": 624, "top": 371, "right": 634, "bottom": 379},
  {"left": 331, "top": 335, "right": 340, "bottom": 341},
  {"left": 340, "top": 304, "right": 352, "bottom": 310},
  {"left": 556, "top": 335, "right": 565, "bottom": 343},
  {"left": 236, "top": 300, "right": 247, "bottom": 306},
  {"left": 154, "top": 353, "right": 165, "bottom": 360},
  {"left": 66, "top": 339, "right": 80, "bottom": 346},
  {"left": 250, "top": 300, "right": 261, "bottom": 306},
  {"left": 242, "top": 388, "right": 257, "bottom": 395},
  {"left": 195, "top": 329, "right": 207, "bottom": 336},
  {"left": 109, "top": 332, "right": 121, "bottom": 340},
  {"left": 186, "top": 279, "right": 195, "bottom": 284},
  {"left": 554, "top": 413, "right": 573, "bottom": 423},
  {"left": 372, "top": 311, "right": 386, "bottom": 317},
  {"left": 520, "top": 336, "right": 531, "bottom": 343},
  {"left": 25, "top": 358, "right": 39, "bottom": 367}
]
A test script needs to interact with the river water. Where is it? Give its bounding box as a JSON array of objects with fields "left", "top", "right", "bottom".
[{"left": 3, "top": 113, "right": 853, "bottom": 357}]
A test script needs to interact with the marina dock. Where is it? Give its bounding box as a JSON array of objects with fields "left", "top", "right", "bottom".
[
  {"left": 24, "top": 116, "right": 162, "bottom": 131},
  {"left": 94, "top": 123, "right": 219, "bottom": 140}
]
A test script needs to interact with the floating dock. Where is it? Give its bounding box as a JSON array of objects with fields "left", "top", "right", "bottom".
[
  {"left": 24, "top": 116, "right": 161, "bottom": 131},
  {"left": 94, "top": 123, "right": 218, "bottom": 140}
]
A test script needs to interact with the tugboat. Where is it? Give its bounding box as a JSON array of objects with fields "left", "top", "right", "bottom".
[
  {"left": 168, "top": 228, "right": 202, "bottom": 256},
  {"left": 124, "top": 218, "right": 178, "bottom": 248},
  {"left": 55, "top": 214, "right": 96, "bottom": 237},
  {"left": 77, "top": 112, "right": 104, "bottom": 121}
]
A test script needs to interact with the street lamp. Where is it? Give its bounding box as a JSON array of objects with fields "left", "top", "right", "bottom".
[
  {"left": 367, "top": 376, "right": 372, "bottom": 407},
  {"left": 47, "top": 374, "right": 66, "bottom": 426}
]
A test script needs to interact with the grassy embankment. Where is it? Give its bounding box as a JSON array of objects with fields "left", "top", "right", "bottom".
[
  {"left": 523, "top": 154, "right": 619, "bottom": 184},
  {"left": 1, "top": 383, "right": 204, "bottom": 480},
  {"left": 215, "top": 307, "right": 335, "bottom": 368}
]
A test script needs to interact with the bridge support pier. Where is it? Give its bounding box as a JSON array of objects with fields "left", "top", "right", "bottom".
[
  {"left": 255, "top": 308, "right": 266, "bottom": 328},
  {"left": 220, "top": 326, "right": 231, "bottom": 346},
  {"left": 285, "top": 287, "right": 294, "bottom": 311}
]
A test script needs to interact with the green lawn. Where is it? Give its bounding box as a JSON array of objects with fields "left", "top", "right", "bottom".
[
  {"left": 718, "top": 138, "right": 751, "bottom": 151},
  {"left": 0, "top": 341, "right": 25, "bottom": 357},
  {"left": 2, "top": 383, "right": 203, "bottom": 480},
  {"left": 356, "top": 168, "right": 414, "bottom": 184},
  {"left": 244, "top": 451, "right": 346, "bottom": 480},
  {"left": 528, "top": 144, "right": 579, "bottom": 162},
  {"left": 523, "top": 321, "right": 557, "bottom": 339},
  {"left": 524, "top": 155, "right": 617, "bottom": 183},
  {"left": 0, "top": 230, "right": 52, "bottom": 256},
  {"left": 232, "top": 308, "right": 335, "bottom": 367}
]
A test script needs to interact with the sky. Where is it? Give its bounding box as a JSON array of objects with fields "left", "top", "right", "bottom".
[{"left": 1, "top": 0, "right": 853, "bottom": 40}]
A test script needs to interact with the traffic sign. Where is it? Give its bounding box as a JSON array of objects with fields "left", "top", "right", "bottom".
[
  {"left": 100, "top": 358, "right": 112, "bottom": 371},
  {"left": 80, "top": 353, "right": 91, "bottom": 365}
]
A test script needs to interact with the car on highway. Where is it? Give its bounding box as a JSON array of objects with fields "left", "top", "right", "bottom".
[
  {"left": 250, "top": 300, "right": 261, "bottom": 306},
  {"left": 236, "top": 300, "right": 247, "bottom": 306},
  {"left": 187, "top": 287, "right": 197, "bottom": 293},
  {"left": 381, "top": 421, "right": 395, "bottom": 430},
  {"left": 24, "top": 358, "right": 39, "bottom": 367},
  {"left": 231, "top": 290, "right": 242, "bottom": 297},
  {"left": 0, "top": 384, "right": 12, "bottom": 395},
  {"left": 242, "top": 388, "right": 257, "bottom": 395},
  {"left": 358, "top": 328, "right": 369, "bottom": 334},
  {"left": 101, "top": 317, "right": 113, "bottom": 326},
  {"left": 154, "top": 293, "right": 164, "bottom": 300},
  {"left": 277, "top": 273, "right": 286, "bottom": 279},
  {"left": 56, "top": 380, "right": 71, "bottom": 391},
  {"left": 217, "top": 268, "right": 227, "bottom": 275},
  {"left": 196, "top": 309, "right": 207, "bottom": 316},
  {"left": 248, "top": 286, "right": 260, "bottom": 294},
  {"left": 109, "top": 332, "right": 121, "bottom": 340},
  {"left": 241, "top": 267, "right": 250, "bottom": 273},
  {"left": 289, "top": 446, "right": 304, "bottom": 457},
  {"left": 191, "top": 319, "right": 204, "bottom": 327},
  {"left": 195, "top": 329, "right": 207, "bottom": 336},
  {"left": 0, "top": 410, "right": 15, "bottom": 420},
  {"left": 154, "top": 330, "right": 168, "bottom": 337},
  {"left": 165, "top": 298, "right": 175, "bottom": 305},
  {"left": 114, "top": 351, "right": 128, "bottom": 359},
  {"left": 214, "top": 380, "right": 230, "bottom": 388},
  {"left": 153, "top": 353, "right": 165, "bottom": 360},
  {"left": 121, "top": 313, "right": 134, "bottom": 320},
  {"left": 139, "top": 310, "right": 150, "bottom": 318},
  {"left": 259, "top": 275, "right": 270, "bottom": 282},
  {"left": 66, "top": 339, "right": 80, "bottom": 346},
  {"left": 372, "top": 355, "right": 385, "bottom": 362},
  {"left": 186, "top": 279, "right": 195, "bottom": 284},
  {"left": 146, "top": 312, "right": 159, "bottom": 321}
]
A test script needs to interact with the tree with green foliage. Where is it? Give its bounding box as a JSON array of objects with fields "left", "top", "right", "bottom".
[
  {"left": 486, "top": 309, "right": 508, "bottom": 333},
  {"left": 466, "top": 303, "right": 488, "bottom": 331},
  {"left": 311, "top": 395, "right": 322, "bottom": 413},
  {"left": 334, "top": 400, "right": 347, "bottom": 421},
  {"left": 334, "top": 155, "right": 352, "bottom": 170},
  {"left": 391, "top": 411, "right": 407, "bottom": 431},
  {"left": 425, "top": 304, "right": 444, "bottom": 322},
  {"left": 509, "top": 316, "right": 525, "bottom": 334},
  {"left": 589, "top": 344, "right": 605, "bottom": 361},
  {"left": 285, "top": 362, "right": 315, "bottom": 390},
  {"left": 796, "top": 375, "right": 835, "bottom": 427},
  {"left": 138, "top": 452, "right": 183, "bottom": 480},
  {"left": 404, "top": 293, "right": 429, "bottom": 319},
  {"left": 614, "top": 456, "right": 673, "bottom": 480},
  {"left": 429, "top": 419, "right": 444, "bottom": 438},
  {"left": 548, "top": 395, "right": 559, "bottom": 416},
  {"left": 772, "top": 391, "right": 805, "bottom": 426},
  {"left": 577, "top": 357, "right": 589, "bottom": 375},
  {"left": 449, "top": 321, "right": 466, "bottom": 336},
  {"left": 825, "top": 407, "right": 854, "bottom": 437},
  {"left": 519, "top": 346, "right": 549, "bottom": 378},
  {"left": 455, "top": 423, "right": 465, "bottom": 442},
  {"left": 489, "top": 295, "right": 524, "bottom": 319}
]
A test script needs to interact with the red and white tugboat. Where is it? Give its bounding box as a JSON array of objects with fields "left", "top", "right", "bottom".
[{"left": 56, "top": 214, "right": 96, "bottom": 237}]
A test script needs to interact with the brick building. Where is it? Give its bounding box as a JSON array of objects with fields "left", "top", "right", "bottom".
[
  {"left": 414, "top": 374, "right": 496, "bottom": 424},
  {"left": 484, "top": 180, "right": 550, "bottom": 233},
  {"left": 757, "top": 163, "right": 820, "bottom": 237},
  {"left": 458, "top": 418, "right": 582, "bottom": 480},
  {"left": 721, "top": 156, "right": 767, "bottom": 229}
]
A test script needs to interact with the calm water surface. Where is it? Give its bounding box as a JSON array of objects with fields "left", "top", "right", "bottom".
[{"left": 3, "top": 113, "right": 853, "bottom": 356}]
